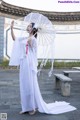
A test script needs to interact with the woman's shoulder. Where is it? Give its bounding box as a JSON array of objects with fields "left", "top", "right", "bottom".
[
  {"left": 32, "top": 36, "right": 37, "bottom": 41},
  {"left": 32, "top": 36, "right": 37, "bottom": 43}
]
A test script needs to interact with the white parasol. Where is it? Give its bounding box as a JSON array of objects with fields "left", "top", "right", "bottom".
[
  {"left": 13, "top": 12, "right": 56, "bottom": 77},
  {"left": 23, "top": 12, "right": 56, "bottom": 77}
]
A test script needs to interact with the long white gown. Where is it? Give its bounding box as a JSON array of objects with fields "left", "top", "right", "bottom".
[{"left": 9, "top": 36, "right": 76, "bottom": 114}]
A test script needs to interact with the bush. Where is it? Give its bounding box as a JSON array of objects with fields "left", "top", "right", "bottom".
[
  {"left": 0, "top": 59, "right": 80, "bottom": 69},
  {"left": 0, "top": 59, "right": 9, "bottom": 67},
  {"left": 54, "top": 60, "right": 80, "bottom": 68},
  {"left": 38, "top": 60, "right": 80, "bottom": 69}
]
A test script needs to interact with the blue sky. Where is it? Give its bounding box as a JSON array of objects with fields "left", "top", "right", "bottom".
[{"left": 4, "top": 0, "right": 80, "bottom": 12}]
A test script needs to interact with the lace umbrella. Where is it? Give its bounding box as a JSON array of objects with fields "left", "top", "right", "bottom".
[
  {"left": 13, "top": 12, "right": 56, "bottom": 77},
  {"left": 23, "top": 12, "right": 56, "bottom": 77}
]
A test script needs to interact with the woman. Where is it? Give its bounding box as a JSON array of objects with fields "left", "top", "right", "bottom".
[
  {"left": 9, "top": 21, "right": 76, "bottom": 115},
  {"left": 10, "top": 21, "right": 38, "bottom": 115}
]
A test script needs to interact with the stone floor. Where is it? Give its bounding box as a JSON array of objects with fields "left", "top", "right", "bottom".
[{"left": 0, "top": 68, "right": 80, "bottom": 120}]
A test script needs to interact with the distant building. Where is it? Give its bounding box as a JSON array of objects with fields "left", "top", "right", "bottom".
[{"left": 0, "top": 0, "right": 80, "bottom": 62}]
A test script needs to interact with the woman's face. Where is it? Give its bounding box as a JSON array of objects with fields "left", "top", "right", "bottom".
[{"left": 26, "top": 23, "right": 33, "bottom": 33}]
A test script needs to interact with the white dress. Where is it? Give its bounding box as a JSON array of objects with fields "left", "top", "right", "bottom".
[{"left": 9, "top": 36, "right": 76, "bottom": 114}]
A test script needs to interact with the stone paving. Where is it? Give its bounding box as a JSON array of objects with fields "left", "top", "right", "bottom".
[{"left": 0, "top": 68, "right": 80, "bottom": 120}]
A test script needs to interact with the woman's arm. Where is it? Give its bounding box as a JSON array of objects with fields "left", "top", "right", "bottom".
[{"left": 11, "top": 21, "right": 16, "bottom": 41}]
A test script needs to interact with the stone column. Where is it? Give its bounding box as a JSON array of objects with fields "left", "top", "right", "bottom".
[{"left": 0, "top": 17, "right": 4, "bottom": 63}]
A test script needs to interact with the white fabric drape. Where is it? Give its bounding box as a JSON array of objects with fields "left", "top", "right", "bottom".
[{"left": 9, "top": 37, "right": 76, "bottom": 114}]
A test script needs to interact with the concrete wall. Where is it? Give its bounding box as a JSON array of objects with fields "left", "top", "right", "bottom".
[{"left": 0, "top": 17, "right": 5, "bottom": 63}]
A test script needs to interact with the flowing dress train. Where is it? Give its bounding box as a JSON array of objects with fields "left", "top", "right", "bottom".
[{"left": 9, "top": 36, "right": 76, "bottom": 114}]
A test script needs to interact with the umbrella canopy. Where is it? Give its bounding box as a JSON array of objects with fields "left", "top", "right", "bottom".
[
  {"left": 12, "top": 12, "right": 56, "bottom": 77},
  {"left": 23, "top": 12, "right": 56, "bottom": 77}
]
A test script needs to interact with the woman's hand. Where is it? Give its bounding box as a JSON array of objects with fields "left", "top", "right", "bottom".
[
  {"left": 27, "top": 38, "right": 32, "bottom": 47},
  {"left": 11, "top": 20, "right": 14, "bottom": 29}
]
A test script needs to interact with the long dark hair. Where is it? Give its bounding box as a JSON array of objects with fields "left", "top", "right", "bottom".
[{"left": 31, "top": 23, "right": 38, "bottom": 38}]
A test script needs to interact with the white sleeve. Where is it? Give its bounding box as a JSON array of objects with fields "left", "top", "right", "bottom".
[{"left": 9, "top": 37, "right": 21, "bottom": 66}]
